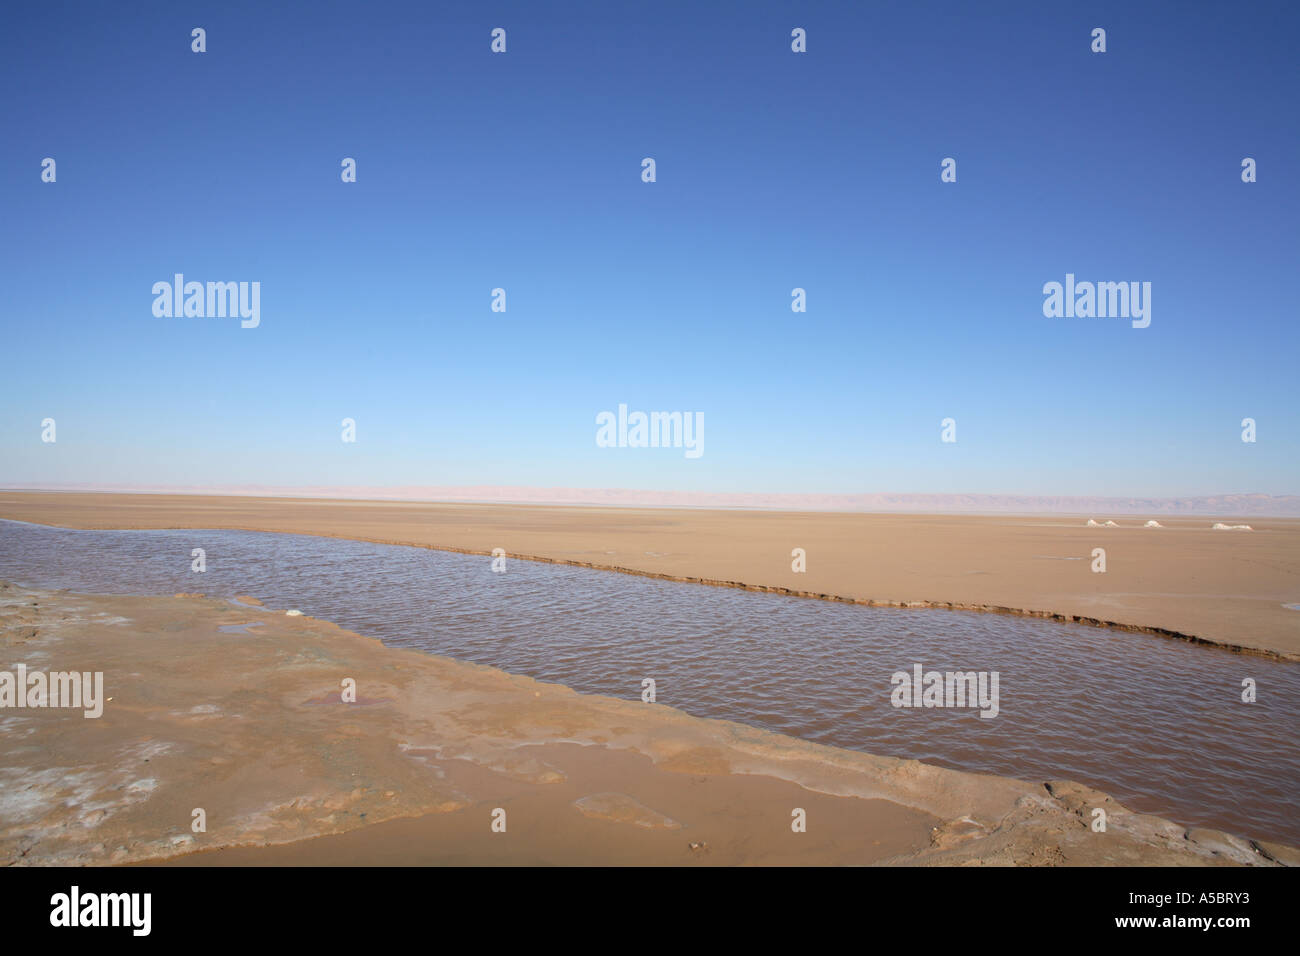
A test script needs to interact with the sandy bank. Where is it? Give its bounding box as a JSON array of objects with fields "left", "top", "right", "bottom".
[
  {"left": 1, "top": 492, "right": 1298, "bottom": 659},
  {"left": 0, "top": 582, "right": 1292, "bottom": 866}
]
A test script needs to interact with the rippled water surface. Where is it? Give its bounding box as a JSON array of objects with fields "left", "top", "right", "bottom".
[{"left": 2, "top": 519, "right": 1298, "bottom": 847}]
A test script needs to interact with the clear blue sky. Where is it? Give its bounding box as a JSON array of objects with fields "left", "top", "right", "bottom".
[{"left": 2, "top": 0, "right": 1297, "bottom": 497}]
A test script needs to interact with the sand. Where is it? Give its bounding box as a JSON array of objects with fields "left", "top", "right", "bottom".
[
  {"left": 2, "top": 581, "right": 1289, "bottom": 867},
  {"left": 1, "top": 491, "right": 1297, "bottom": 659}
]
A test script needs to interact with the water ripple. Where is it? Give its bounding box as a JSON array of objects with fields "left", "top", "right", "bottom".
[{"left": 1, "top": 519, "right": 1297, "bottom": 847}]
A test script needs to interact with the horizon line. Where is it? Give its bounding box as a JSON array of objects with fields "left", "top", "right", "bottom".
[{"left": 2, "top": 483, "right": 1298, "bottom": 517}]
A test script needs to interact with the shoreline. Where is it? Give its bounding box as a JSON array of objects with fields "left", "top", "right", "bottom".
[
  {"left": 229, "top": 534, "right": 1300, "bottom": 663},
  {"left": 6, "top": 516, "right": 1284, "bottom": 660},
  {"left": 2, "top": 492, "right": 1298, "bottom": 660},
  {"left": 2, "top": 581, "right": 1293, "bottom": 867}
]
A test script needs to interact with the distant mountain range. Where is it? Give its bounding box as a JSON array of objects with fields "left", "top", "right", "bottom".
[{"left": 4, "top": 484, "right": 1299, "bottom": 516}]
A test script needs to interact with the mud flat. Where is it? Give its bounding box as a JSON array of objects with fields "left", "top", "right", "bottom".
[
  {"left": 1, "top": 492, "right": 1297, "bottom": 659},
  {"left": 0, "top": 582, "right": 1293, "bottom": 866}
]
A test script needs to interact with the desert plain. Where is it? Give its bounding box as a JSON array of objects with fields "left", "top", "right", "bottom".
[
  {"left": 0, "top": 491, "right": 1297, "bottom": 866},
  {"left": 1, "top": 491, "right": 1297, "bottom": 658}
]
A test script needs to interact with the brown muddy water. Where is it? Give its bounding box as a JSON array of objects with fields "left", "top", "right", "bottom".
[{"left": 1, "top": 519, "right": 1297, "bottom": 847}]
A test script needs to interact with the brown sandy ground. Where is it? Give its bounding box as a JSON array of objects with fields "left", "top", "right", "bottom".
[
  {"left": 0, "top": 582, "right": 1293, "bottom": 867},
  {"left": 1, "top": 492, "right": 1297, "bottom": 660}
]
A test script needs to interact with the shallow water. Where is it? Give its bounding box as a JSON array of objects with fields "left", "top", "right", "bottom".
[{"left": 2, "top": 519, "right": 1297, "bottom": 848}]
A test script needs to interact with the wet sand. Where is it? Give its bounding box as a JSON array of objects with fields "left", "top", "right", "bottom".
[
  {"left": 1, "top": 492, "right": 1297, "bottom": 659},
  {"left": 1, "top": 582, "right": 1292, "bottom": 866}
]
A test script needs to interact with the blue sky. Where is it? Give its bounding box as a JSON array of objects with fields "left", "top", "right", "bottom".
[{"left": 2, "top": 0, "right": 1297, "bottom": 497}]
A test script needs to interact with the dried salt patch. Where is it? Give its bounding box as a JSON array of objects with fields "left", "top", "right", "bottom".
[
  {"left": 285, "top": 609, "right": 304, "bottom": 616},
  {"left": 1144, "top": 520, "right": 1163, "bottom": 528},
  {"left": 573, "top": 792, "right": 681, "bottom": 830},
  {"left": 1212, "top": 523, "right": 1253, "bottom": 531}
]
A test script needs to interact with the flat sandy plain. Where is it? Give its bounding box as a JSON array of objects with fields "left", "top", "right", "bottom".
[
  {"left": 1, "top": 492, "right": 1297, "bottom": 866},
  {"left": 1, "top": 491, "right": 1297, "bottom": 658}
]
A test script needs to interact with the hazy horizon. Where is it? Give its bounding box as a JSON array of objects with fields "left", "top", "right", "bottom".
[{"left": 3, "top": 483, "right": 1298, "bottom": 517}]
